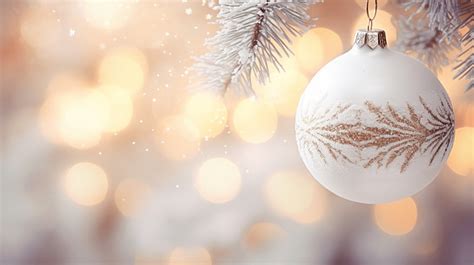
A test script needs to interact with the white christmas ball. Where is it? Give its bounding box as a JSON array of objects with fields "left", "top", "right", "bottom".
[{"left": 295, "top": 31, "right": 455, "bottom": 204}]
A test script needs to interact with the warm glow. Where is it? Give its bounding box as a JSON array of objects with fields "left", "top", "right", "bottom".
[
  {"left": 156, "top": 115, "right": 201, "bottom": 160},
  {"left": 194, "top": 158, "right": 241, "bottom": 204},
  {"left": 438, "top": 65, "right": 467, "bottom": 101},
  {"left": 167, "top": 247, "right": 212, "bottom": 265},
  {"left": 45, "top": 72, "right": 88, "bottom": 94},
  {"left": 242, "top": 222, "right": 285, "bottom": 249},
  {"left": 184, "top": 92, "right": 228, "bottom": 138},
  {"left": 264, "top": 171, "right": 326, "bottom": 223},
  {"left": 20, "top": 8, "right": 60, "bottom": 53},
  {"left": 373, "top": 197, "right": 418, "bottom": 236},
  {"left": 98, "top": 47, "right": 147, "bottom": 96},
  {"left": 63, "top": 162, "right": 108, "bottom": 206},
  {"left": 39, "top": 74, "right": 88, "bottom": 145},
  {"left": 114, "top": 178, "right": 151, "bottom": 216},
  {"left": 232, "top": 98, "right": 278, "bottom": 144},
  {"left": 459, "top": 104, "right": 474, "bottom": 127},
  {"left": 81, "top": 0, "right": 134, "bottom": 30},
  {"left": 58, "top": 90, "right": 109, "bottom": 149},
  {"left": 353, "top": 10, "right": 397, "bottom": 45},
  {"left": 40, "top": 88, "right": 110, "bottom": 149},
  {"left": 294, "top": 28, "right": 343, "bottom": 74},
  {"left": 98, "top": 85, "right": 134, "bottom": 133},
  {"left": 254, "top": 63, "right": 308, "bottom": 117},
  {"left": 448, "top": 127, "right": 474, "bottom": 176}
]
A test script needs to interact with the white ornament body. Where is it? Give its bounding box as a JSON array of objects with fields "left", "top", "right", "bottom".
[{"left": 295, "top": 36, "right": 455, "bottom": 204}]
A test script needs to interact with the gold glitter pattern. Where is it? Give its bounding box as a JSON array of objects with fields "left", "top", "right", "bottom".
[{"left": 296, "top": 95, "right": 454, "bottom": 173}]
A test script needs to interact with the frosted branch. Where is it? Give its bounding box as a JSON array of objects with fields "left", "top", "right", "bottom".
[
  {"left": 192, "top": 0, "right": 320, "bottom": 95},
  {"left": 397, "top": 0, "right": 473, "bottom": 90}
]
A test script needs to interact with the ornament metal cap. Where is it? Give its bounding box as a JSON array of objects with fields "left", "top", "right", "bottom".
[{"left": 354, "top": 29, "right": 387, "bottom": 49}]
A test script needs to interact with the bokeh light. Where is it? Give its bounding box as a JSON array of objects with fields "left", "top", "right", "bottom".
[
  {"left": 232, "top": 98, "right": 278, "bottom": 144},
  {"left": 156, "top": 115, "right": 201, "bottom": 160},
  {"left": 458, "top": 103, "right": 474, "bottom": 127},
  {"left": 447, "top": 127, "right": 474, "bottom": 176},
  {"left": 39, "top": 73, "right": 88, "bottom": 145},
  {"left": 167, "top": 247, "right": 212, "bottom": 265},
  {"left": 62, "top": 162, "right": 108, "bottom": 206},
  {"left": 20, "top": 7, "right": 60, "bottom": 53},
  {"left": 293, "top": 28, "right": 343, "bottom": 74},
  {"left": 438, "top": 65, "right": 468, "bottom": 102},
  {"left": 194, "top": 158, "right": 241, "bottom": 204},
  {"left": 115, "top": 178, "right": 151, "bottom": 217},
  {"left": 97, "top": 85, "right": 134, "bottom": 133},
  {"left": 98, "top": 47, "right": 148, "bottom": 96},
  {"left": 373, "top": 197, "right": 418, "bottom": 236},
  {"left": 81, "top": 0, "right": 135, "bottom": 30},
  {"left": 264, "top": 171, "right": 326, "bottom": 224},
  {"left": 242, "top": 222, "right": 285, "bottom": 250},
  {"left": 255, "top": 68, "right": 308, "bottom": 117},
  {"left": 39, "top": 88, "right": 110, "bottom": 149},
  {"left": 353, "top": 10, "right": 397, "bottom": 45},
  {"left": 5, "top": 1, "right": 472, "bottom": 263},
  {"left": 184, "top": 92, "right": 228, "bottom": 139}
]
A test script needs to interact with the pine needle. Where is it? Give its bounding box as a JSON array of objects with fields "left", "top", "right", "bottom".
[{"left": 192, "top": 0, "right": 319, "bottom": 96}]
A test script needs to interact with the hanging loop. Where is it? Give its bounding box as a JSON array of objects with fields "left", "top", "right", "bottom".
[{"left": 366, "top": 0, "right": 378, "bottom": 31}]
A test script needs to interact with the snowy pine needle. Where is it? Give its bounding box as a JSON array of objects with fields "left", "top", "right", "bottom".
[
  {"left": 454, "top": 37, "right": 473, "bottom": 90},
  {"left": 193, "top": 0, "right": 319, "bottom": 95},
  {"left": 398, "top": 0, "right": 473, "bottom": 90},
  {"left": 403, "top": 0, "right": 459, "bottom": 35},
  {"left": 395, "top": 17, "right": 459, "bottom": 74}
]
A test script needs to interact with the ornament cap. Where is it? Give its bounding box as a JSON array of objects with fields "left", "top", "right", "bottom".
[{"left": 354, "top": 29, "right": 387, "bottom": 49}]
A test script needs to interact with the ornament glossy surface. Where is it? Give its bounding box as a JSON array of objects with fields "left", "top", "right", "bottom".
[{"left": 295, "top": 40, "right": 455, "bottom": 204}]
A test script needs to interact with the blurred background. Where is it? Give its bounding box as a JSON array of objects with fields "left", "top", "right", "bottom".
[{"left": 1, "top": 0, "right": 473, "bottom": 264}]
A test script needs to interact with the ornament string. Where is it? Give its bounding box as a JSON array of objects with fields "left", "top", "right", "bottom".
[{"left": 366, "top": 0, "right": 378, "bottom": 31}]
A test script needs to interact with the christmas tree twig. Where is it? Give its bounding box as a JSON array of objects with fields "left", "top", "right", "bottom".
[
  {"left": 397, "top": 0, "right": 473, "bottom": 90},
  {"left": 193, "top": 0, "right": 319, "bottom": 95}
]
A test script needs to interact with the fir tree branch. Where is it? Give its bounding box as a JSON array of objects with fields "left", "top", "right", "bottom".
[
  {"left": 395, "top": 17, "right": 459, "bottom": 74},
  {"left": 192, "top": 0, "right": 319, "bottom": 95},
  {"left": 397, "top": 0, "right": 473, "bottom": 90}
]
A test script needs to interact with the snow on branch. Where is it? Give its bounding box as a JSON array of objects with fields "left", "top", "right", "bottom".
[
  {"left": 193, "top": 0, "right": 319, "bottom": 95},
  {"left": 395, "top": 17, "right": 459, "bottom": 74},
  {"left": 397, "top": 0, "right": 473, "bottom": 90}
]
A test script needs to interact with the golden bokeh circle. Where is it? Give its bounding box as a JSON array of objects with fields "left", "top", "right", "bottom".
[
  {"left": 98, "top": 47, "right": 148, "bottom": 96},
  {"left": 194, "top": 158, "right": 241, "bottom": 204},
  {"left": 20, "top": 7, "right": 61, "bottom": 54},
  {"left": 114, "top": 178, "right": 151, "bottom": 217},
  {"left": 39, "top": 88, "right": 110, "bottom": 149},
  {"left": 255, "top": 69, "right": 309, "bottom": 117},
  {"left": 294, "top": 28, "right": 343, "bottom": 74},
  {"left": 58, "top": 90, "right": 109, "bottom": 149},
  {"left": 156, "top": 115, "right": 201, "bottom": 160},
  {"left": 232, "top": 99, "right": 278, "bottom": 144},
  {"left": 242, "top": 222, "right": 285, "bottom": 250},
  {"left": 264, "top": 170, "right": 326, "bottom": 223},
  {"left": 184, "top": 92, "right": 228, "bottom": 139},
  {"left": 438, "top": 64, "right": 469, "bottom": 103},
  {"left": 447, "top": 127, "right": 474, "bottom": 176},
  {"left": 39, "top": 74, "right": 85, "bottom": 145},
  {"left": 81, "top": 0, "right": 135, "bottom": 30},
  {"left": 97, "top": 85, "right": 134, "bottom": 133},
  {"left": 63, "top": 162, "right": 108, "bottom": 206},
  {"left": 373, "top": 197, "right": 418, "bottom": 236}
]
